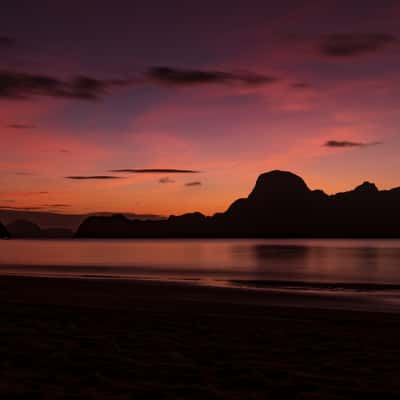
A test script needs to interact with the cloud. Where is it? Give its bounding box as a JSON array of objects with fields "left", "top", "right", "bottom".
[
  {"left": 7, "top": 123, "right": 36, "bottom": 129},
  {"left": 1, "top": 191, "right": 48, "bottom": 196},
  {"left": 324, "top": 140, "right": 383, "bottom": 148},
  {"left": 42, "top": 204, "right": 71, "bottom": 208},
  {"left": 0, "top": 70, "right": 129, "bottom": 100},
  {"left": 0, "top": 66, "right": 278, "bottom": 100},
  {"left": 159, "top": 177, "right": 175, "bottom": 184},
  {"left": 147, "top": 66, "right": 279, "bottom": 86},
  {"left": 111, "top": 168, "right": 200, "bottom": 174},
  {"left": 65, "top": 175, "right": 123, "bottom": 180},
  {"left": 14, "top": 171, "right": 34, "bottom": 176},
  {"left": 0, "top": 36, "right": 15, "bottom": 48},
  {"left": 0, "top": 206, "right": 44, "bottom": 210},
  {"left": 60, "top": 149, "right": 71, "bottom": 153},
  {"left": 319, "top": 33, "right": 398, "bottom": 57},
  {"left": 1, "top": 204, "right": 72, "bottom": 211},
  {"left": 185, "top": 181, "right": 202, "bottom": 186}
]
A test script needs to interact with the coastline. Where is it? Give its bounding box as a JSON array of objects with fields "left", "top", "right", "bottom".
[{"left": 1, "top": 269, "right": 400, "bottom": 313}]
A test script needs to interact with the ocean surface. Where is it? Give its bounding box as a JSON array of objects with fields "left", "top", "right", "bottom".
[{"left": 1, "top": 238, "right": 400, "bottom": 289}]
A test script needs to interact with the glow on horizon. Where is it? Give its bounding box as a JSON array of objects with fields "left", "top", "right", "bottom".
[{"left": 1, "top": 2, "right": 400, "bottom": 216}]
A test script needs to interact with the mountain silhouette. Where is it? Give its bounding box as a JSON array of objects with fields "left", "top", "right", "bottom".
[
  {"left": 6, "top": 220, "right": 73, "bottom": 238},
  {"left": 76, "top": 170, "right": 400, "bottom": 238},
  {"left": 0, "top": 221, "right": 10, "bottom": 238},
  {"left": 249, "top": 170, "right": 310, "bottom": 200}
]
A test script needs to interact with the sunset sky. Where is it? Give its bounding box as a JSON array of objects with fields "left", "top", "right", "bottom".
[{"left": 1, "top": 0, "right": 400, "bottom": 216}]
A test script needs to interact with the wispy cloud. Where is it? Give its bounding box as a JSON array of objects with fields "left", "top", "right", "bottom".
[
  {"left": 65, "top": 176, "right": 123, "bottom": 180},
  {"left": 0, "top": 191, "right": 48, "bottom": 197},
  {"left": 7, "top": 123, "right": 36, "bottom": 129},
  {"left": 319, "top": 33, "right": 398, "bottom": 57},
  {"left": 324, "top": 140, "right": 383, "bottom": 148},
  {"left": 0, "top": 206, "right": 44, "bottom": 210},
  {"left": 14, "top": 172, "right": 34, "bottom": 176},
  {"left": 147, "top": 66, "right": 279, "bottom": 87},
  {"left": 291, "top": 82, "right": 312, "bottom": 89},
  {"left": 159, "top": 177, "right": 175, "bottom": 184},
  {"left": 185, "top": 181, "right": 202, "bottom": 186},
  {"left": 111, "top": 168, "right": 200, "bottom": 174},
  {"left": 41, "top": 204, "right": 71, "bottom": 208}
]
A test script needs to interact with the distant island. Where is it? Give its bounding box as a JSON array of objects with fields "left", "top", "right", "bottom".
[
  {"left": 0, "top": 210, "right": 163, "bottom": 231},
  {"left": 0, "top": 210, "right": 162, "bottom": 239},
  {"left": 74, "top": 170, "right": 400, "bottom": 238},
  {"left": 5, "top": 220, "right": 73, "bottom": 238}
]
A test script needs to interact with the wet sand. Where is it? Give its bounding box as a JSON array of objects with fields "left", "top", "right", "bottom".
[{"left": 1, "top": 275, "right": 400, "bottom": 399}]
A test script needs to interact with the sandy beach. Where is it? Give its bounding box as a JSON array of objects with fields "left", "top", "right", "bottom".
[{"left": 0, "top": 275, "right": 399, "bottom": 399}]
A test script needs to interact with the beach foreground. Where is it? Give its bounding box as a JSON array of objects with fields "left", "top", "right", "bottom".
[{"left": 1, "top": 276, "right": 400, "bottom": 399}]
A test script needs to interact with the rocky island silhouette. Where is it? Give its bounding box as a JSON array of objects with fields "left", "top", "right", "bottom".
[{"left": 74, "top": 170, "right": 400, "bottom": 238}]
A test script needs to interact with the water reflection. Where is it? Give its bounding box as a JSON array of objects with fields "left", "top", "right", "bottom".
[
  {"left": 253, "top": 244, "right": 310, "bottom": 260},
  {"left": 1, "top": 239, "right": 400, "bottom": 286},
  {"left": 237, "top": 242, "right": 400, "bottom": 284}
]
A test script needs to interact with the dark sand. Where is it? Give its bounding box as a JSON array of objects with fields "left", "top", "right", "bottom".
[{"left": 1, "top": 276, "right": 400, "bottom": 399}]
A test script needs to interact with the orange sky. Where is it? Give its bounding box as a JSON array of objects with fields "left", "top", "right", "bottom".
[{"left": 1, "top": 1, "right": 400, "bottom": 216}]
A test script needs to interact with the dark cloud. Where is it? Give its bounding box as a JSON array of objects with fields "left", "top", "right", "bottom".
[
  {"left": 1, "top": 199, "right": 16, "bottom": 203},
  {"left": 0, "top": 70, "right": 130, "bottom": 100},
  {"left": 324, "top": 140, "right": 383, "bottom": 148},
  {"left": 111, "top": 168, "right": 200, "bottom": 174},
  {"left": 60, "top": 149, "right": 71, "bottom": 153},
  {"left": 147, "top": 66, "right": 279, "bottom": 86},
  {"left": 7, "top": 123, "right": 36, "bottom": 129},
  {"left": 0, "top": 66, "right": 277, "bottom": 100},
  {"left": 65, "top": 176, "right": 123, "bottom": 180},
  {"left": 159, "top": 177, "right": 175, "bottom": 184},
  {"left": 0, "top": 36, "right": 15, "bottom": 48},
  {"left": 185, "top": 181, "right": 202, "bottom": 186},
  {"left": 319, "top": 33, "right": 398, "bottom": 57}
]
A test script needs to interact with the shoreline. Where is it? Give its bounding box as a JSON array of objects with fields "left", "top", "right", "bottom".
[
  {"left": 1, "top": 273, "right": 399, "bottom": 313},
  {"left": 1, "top": 275, "right": 400, "bottom": 398}
]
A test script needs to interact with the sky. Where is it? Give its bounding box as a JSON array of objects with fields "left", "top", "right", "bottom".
[{"left": 1, "top": 0, "right": 400, "bottom": 216}]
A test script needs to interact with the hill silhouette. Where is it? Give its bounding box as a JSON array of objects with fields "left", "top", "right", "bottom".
[
  {"left": 6, "top": 220, "right": 73, "bottom": 238},
  {"left": 0, "top": 210, "right": 163, "bottom": 231},
  {"left": 76, "top": 170, "right": 400, "bottom": 238},
  {"left": 0, "top": 221, "right": 10, "bottom": 238}
]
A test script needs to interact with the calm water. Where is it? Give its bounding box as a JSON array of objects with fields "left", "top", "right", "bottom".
[{"left": 2, "top": 239, "right": 400, "bottom": 291}]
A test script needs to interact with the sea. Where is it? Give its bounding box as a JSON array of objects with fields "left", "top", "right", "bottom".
[{"left": 2, "top": 238, "right": 400, "bottom": 309}]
